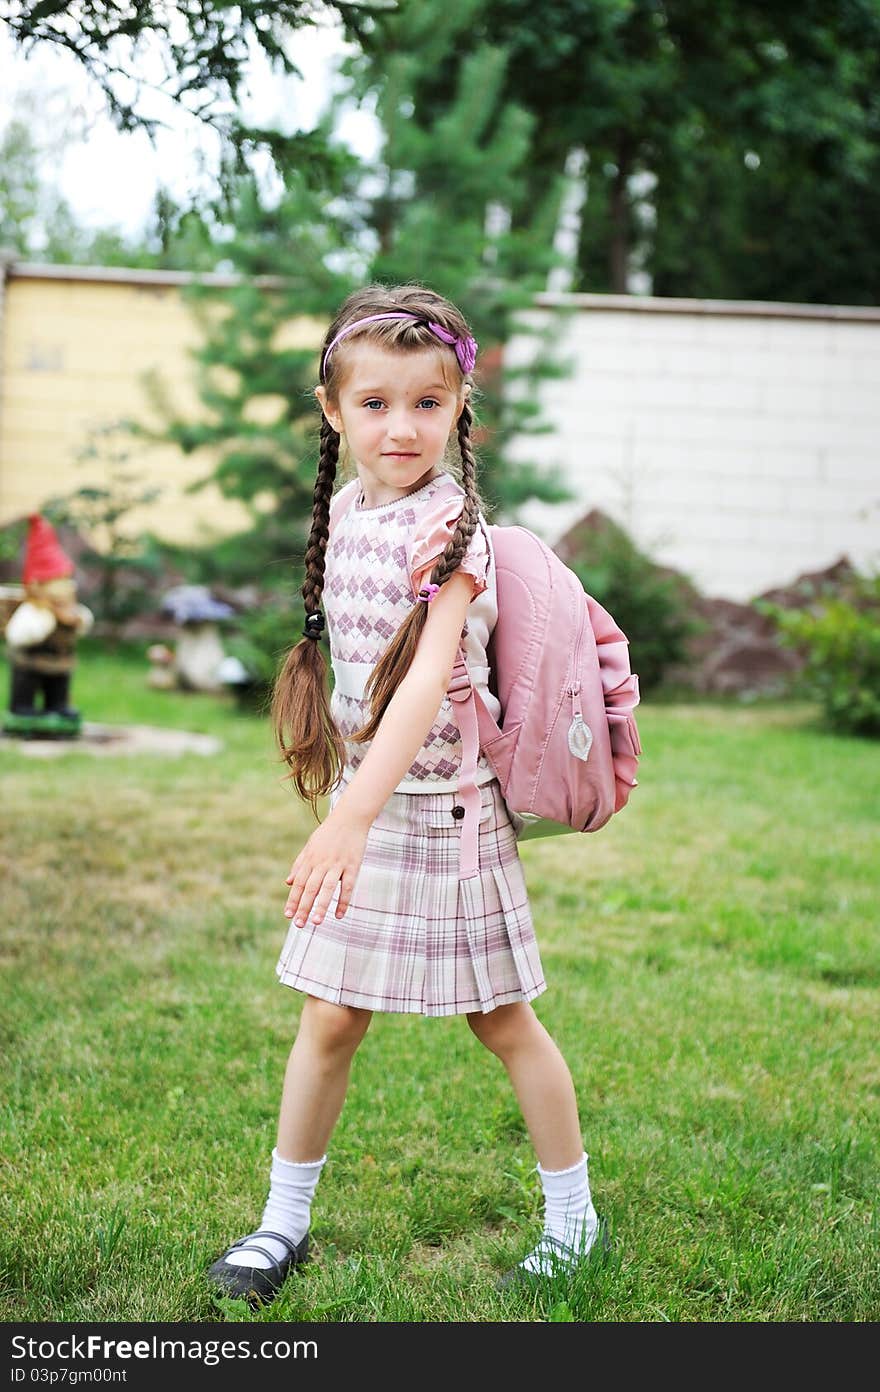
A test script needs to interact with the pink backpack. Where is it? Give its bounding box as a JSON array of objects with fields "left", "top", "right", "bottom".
[{"left": 445, "top": 522, "right": 642, "bottom": 878}]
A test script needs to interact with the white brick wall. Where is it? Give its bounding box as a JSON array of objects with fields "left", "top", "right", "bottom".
[{"left": 507, "top": 295, "right": 880, "bottom": 601}]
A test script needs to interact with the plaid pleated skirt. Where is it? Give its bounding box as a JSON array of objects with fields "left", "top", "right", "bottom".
[{"left": 275, "top": 775, "right": 546, "bottom": 1017}]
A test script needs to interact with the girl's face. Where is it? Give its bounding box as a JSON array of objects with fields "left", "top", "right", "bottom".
[{"left": 316, "top": 343, "right": 467, "bottom": 508}]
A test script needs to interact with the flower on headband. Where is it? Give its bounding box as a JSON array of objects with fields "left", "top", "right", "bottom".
[
  {"left": 427, "top": 321, "right": 478, "bottom": 374},
  {"left": 456, "top": 334, "right": 478, "bottom": 374}
]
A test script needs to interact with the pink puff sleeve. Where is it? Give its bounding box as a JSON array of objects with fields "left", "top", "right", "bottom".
[
  {"left": 407, "top": 491, "right": 491, "bottom": 602},
  {"left": 328, "top": 477, "right": 359, "bottom": 538}
]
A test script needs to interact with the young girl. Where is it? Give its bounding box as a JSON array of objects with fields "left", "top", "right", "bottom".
[{"left": 207, "top": 284, "right": 605, "bottom": 1305}]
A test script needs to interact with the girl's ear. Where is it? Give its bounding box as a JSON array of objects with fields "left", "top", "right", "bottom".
[
  {"left": 456, "top": 384, "right": 472, "bottom": 420},
  {"left": 315, "top": 386, "right": 342, "bottom": 435}
]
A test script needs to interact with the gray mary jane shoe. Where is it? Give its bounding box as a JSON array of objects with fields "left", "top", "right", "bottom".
[
  {"left": 496, "top": 1218, "right": 611, "bottom": 1292},
  {"left": 207, "top": 1228, "right": 310, "bottom": 1306}
]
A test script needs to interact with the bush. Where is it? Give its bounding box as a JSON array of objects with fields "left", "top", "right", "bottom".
[
  {"left": 154, "top": 513, "right": 309, "bottom": 591},
  {"left": 755, "top": 570, "right": 880, "bottom": 736},
  {"left": 223, "top": 593, "right": 305, "bottom": 713},
  {"left": 562, "top": 518, "right": 707, "bottom": 693}
]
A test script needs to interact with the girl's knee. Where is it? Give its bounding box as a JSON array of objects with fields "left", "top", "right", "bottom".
[
  {"left": 466, "top": 1001, "right": 533, "bottom": 1055},
  {"left": 303, "top": 996, "right": 372, "bottom": 1053}
]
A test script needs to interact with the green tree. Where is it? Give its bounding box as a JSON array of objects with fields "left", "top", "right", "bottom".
[
  {"left": 0, "top": 117, "right": 42, "bottom": 255},
  {"left": 649, "top": 5, "right": 880, "bottom": 304},
  {"left": 0, "top": 112, "right": 97, "bottom": 258},
  {"left": 393, "top": 0, "right": 880, "bottom": 303},
  {"left": 1, "top": 1, "right": 388, "bottom": 172},
  {"left": 0, "top": 102, "right": 220, "bottom": 267},
  {"left": 649, "top": 46, "right": 880, "bottom": 305}
]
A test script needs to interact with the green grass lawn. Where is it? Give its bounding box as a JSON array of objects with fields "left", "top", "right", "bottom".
[{"left": 1, "top": 641, "right": 878, "bottom": 1323}]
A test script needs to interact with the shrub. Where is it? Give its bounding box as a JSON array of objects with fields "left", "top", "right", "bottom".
[
  {"left": 223, "top": 593, "right": 304, "bottom": 713},
  {"left": 755, "top": 570, "right": 880, "bottom": 736}
]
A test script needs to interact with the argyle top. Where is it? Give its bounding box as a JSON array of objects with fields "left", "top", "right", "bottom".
[{"left": 325, "top": 471, "right": 501, "bottom": 793}]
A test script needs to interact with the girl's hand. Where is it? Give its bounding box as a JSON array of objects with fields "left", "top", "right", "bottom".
[{"left": 283, "top": 811, "right": 369, "bottom": 927}]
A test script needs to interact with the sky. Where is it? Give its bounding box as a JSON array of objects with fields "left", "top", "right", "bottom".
[{"left": 0, "top": 15, "right": 381, "bottom": 241}]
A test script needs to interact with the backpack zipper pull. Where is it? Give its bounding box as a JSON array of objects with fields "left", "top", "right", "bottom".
[{"left": 567, "top": 681, "right": 593, "bottom": 760}]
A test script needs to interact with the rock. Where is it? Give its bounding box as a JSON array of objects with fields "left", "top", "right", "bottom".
[
  {"left": 673, "top": 556, "right": 862, "bottom": 697},
  {"left": 755, "top": 556, "right": 863, "bottom": 609}
]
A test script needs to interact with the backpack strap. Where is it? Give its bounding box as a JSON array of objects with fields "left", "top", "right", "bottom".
[
  {"left": 447, "top": 647, "right": 482, "bottom": 878},
  {"left": 447, "top": 643, "right": 499, "bottom": 879}
]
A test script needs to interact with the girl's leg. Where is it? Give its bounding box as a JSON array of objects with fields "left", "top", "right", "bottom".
[
  {"left": 467, "top": 1002, "right": 599, "bottom": 1272},
  {"left": 214, "top": 997, "right": 371, "bottom": 1278},
  {"left": 277, "top": 995, "right": 373, "bottom": 1159},
  {"left": 466, "top": 1002, "right": 582, "bottom": 1169}
]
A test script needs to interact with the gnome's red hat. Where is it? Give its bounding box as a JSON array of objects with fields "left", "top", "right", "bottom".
[{"left": 23, "top": 514, "right": 75, "bottom": 584}]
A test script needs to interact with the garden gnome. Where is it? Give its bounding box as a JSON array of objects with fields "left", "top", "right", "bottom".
[{"left": 3, "top": 514, "right": 94, "bottom": 737}]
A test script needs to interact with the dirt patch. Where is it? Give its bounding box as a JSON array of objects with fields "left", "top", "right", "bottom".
[{"left": 1, "top": 723, "right": 222, "bottom": 758}]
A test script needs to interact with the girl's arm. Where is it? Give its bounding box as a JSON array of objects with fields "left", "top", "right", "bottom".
[{"left": 283, "top": 568, "right": 477, "bottom": 926}]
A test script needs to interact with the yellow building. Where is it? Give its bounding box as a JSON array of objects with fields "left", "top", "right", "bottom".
[{"left": 0, "top": 259, "right": 319, "bottom": 547}]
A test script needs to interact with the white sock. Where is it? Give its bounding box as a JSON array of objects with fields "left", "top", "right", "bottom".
[
  {"left": 519, "top": 1151, "right": 598, "bottom": 1275},
  {"left": 224, "top": 1149, "right": 327, "bottom": 1270}
]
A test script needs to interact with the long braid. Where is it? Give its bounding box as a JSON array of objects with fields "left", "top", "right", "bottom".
[
  {"left": 302, "top": 417, "right": 338, "bottom": 620},
  {"left": 440, "top": 399, "right": 480, "bottom": 581},
  {"left": 270, "top": 416, "right": 347, "bottom": 820}
]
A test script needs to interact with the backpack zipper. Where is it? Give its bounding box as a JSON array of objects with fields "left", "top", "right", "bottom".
[
  {"left": 567, "top": 603, "right": 586, "bottom": 715},
  {"left": 566, "top": 606, "right": 593, "bottom": 762}
]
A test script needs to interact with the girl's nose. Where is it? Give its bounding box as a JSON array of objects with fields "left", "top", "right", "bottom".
[{"left": 387, "top": 413, "right": 417, "bottom": 441}]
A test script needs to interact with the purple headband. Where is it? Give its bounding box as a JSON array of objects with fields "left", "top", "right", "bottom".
[{"left": 321, "top": 311, "right": 478, "bottom": 380}]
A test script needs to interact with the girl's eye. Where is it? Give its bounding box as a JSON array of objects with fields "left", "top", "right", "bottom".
[
  {"left": 363, "top": 400, "right": 385, "bottom": 410},
  {"left": 418, "top": 399, "right": 440, "bottom": 409}
]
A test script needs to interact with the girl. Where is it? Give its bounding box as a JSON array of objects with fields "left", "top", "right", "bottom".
[{"left": 207, "top": 284, "right": 605, "bottom": 1306}]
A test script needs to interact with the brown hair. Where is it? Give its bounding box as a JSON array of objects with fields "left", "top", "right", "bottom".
[{"left": 271, "top": 283, "right": 487, "bottom": 819}]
